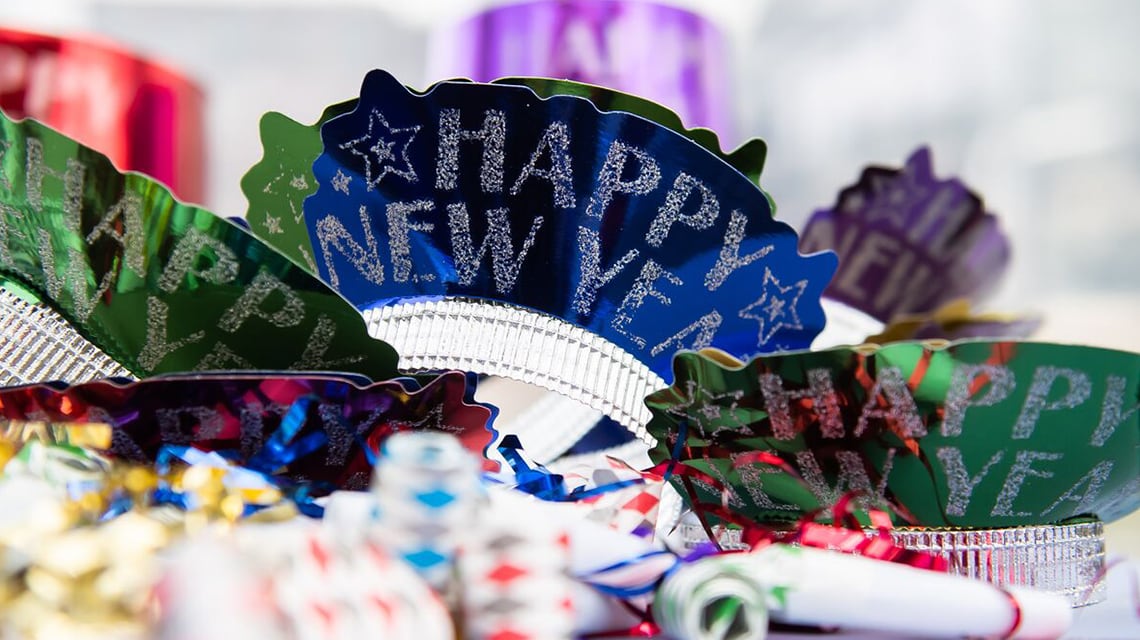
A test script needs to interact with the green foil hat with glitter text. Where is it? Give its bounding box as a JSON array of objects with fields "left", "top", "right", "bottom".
[
  {"left": 0, "top": 111, "right": 399, "bottom": 379},
  {"left": 646, "top": 341, "right": 1140, "bottom": 528}
]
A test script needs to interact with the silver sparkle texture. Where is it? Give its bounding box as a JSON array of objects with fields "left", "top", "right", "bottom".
[
  {"left": 363, "top": 297, "right": 664, "bottom": 445},
  {"left": 0, "top": 286, "right": 132, "bottom": 385},
  {"left": 679, "top": 520, "right": 1107, "bottom": 606}
]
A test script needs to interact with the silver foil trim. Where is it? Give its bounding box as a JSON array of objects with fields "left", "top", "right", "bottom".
[
  {"left": 363, "top": 297, "right": 663, "bottom": 445},
  {"left": 0, "top": 287, "right": 132, "bottom": 385},
  {"left": 678, "top": 520, "right": 1107, "bottom": 606}
]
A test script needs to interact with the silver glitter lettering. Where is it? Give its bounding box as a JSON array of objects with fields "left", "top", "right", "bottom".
[
  {"left": 940, "top": 364, "right": 1015, "bottom": 437},
  {"left": 315, "top": 205, "right": 385, "bottom": 290},
  {"left": 158, "top": 227, "right": 240, "bottom": 294},
  {"left": 703, "top": 210, "right": 775, "bottom": 290},
  {"left": 732, "top": 452, "right": 798, "bottom": 511},
  {"left": 195, "top": 342, "right": 255, "bottom": 371},
  {"left": 37, "top": 230, "right": 115, "bottom": 322},
  {"left": 873, "top": 249, "right": 938, "bottom": 317},
  {"left": 0, "top": 140, "right": 10, "bottom": 191},
  {"left": 611, "top": 259, "right": 682, "bottom": 349},
  {"left": 289, "top": 315, "right": 365, "bottom": 370},
  {"left": 697, "top": 462, "right": 746, "bottom": 508},
  {"left": 832, "top": 230, "right": 899, "bottom": 303},
  {"left": 85, "top": 191, "right": 144, "bottom": 275},
  {"left": 239, "top": 405, "right": 265, "bottom": 460},
  {"left": 321, "top": 403, "right": 380, "bottom": 466},
  {"left": 156, "top": 406, "right": 224, "bottom": 445},
  {"left": 238, "top": 401, "right": 290, "bottom": 459},
  {"left": 584, "top": 141, "right": 661, "bottom": 220},
  {"left": 1091, "top": 375, "right": 1139, "bottom": 447},
  {"left": 795, "top": 449, "right": 894, "bottom": 508},
  {"left": 25, "top": 138, "right": 84, "bottom": 226},
  {"left": 109, "top": 424, "right": 147, "bottom": 462},
  {"left": 510, "top": 121, "right": 575, "bottom": 207},
  {"left": 386, "top": 200, "right": 436, "bottom": 283},
  {"left": 137, "top": 296, "right": 206, "bottom": 370},
  {"left": 935, "top": 447, "right": 1004, "bottom": 517},
  {"left": 854, "top": 366, "right": 926, "bottom": 438},
  {"left": 991, "top": 450, "right": 1063, "bottom": 517},
  {"left": 646, "top": 172, "right": 719, "bottom": 248},
  {"left": 447, "top": 202, "right": 543, "bottom": 294},
  {"left": 435, "top": 108, "right": 506, "bottom": 193},
  {"left": 571, "top": 226, "right": 639, "bottom": 315},
  {"left": 649, "top": 311, "right": 723, "bottom": 358},
  {"left": 1042, "top": 460, "right": 1113, "bottom": 516},
  {"left": 917, "top": 188, "right": 976, "bottom": 259},
  {"left": 217, "top": 270, "right": 305, "bottom": 332},
  {"left": 0, "top": 204, "right": 25, "bottom": 270},
  {"left": 1013, "top": 366, "right": 1091, "bottom": 439},
  {"left": 760, "top": 369, "right": 843, "bottom": 440}
]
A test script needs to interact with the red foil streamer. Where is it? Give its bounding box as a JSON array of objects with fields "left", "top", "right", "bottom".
[{"left": 0, "top": 27, "right": 204, "bottom": 202}]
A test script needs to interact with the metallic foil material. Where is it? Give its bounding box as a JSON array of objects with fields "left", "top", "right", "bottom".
[
  {"left": 0, "top": 109, "right": 399, "bottom": 381},
  {"left": 307, "top": 70, "right": 834, "bottom": 437},
  {"left": 427, "top": 0, "right": 735, "bottom": 139},
  {"left": 364, "top": 298, "right": 664, "bottom": 444},
  {"left": 800, "top": 148, "right": 1010, "bottom": 322},
  {"left": 244, "top": 102, "right": 355, "bottom": 271},
  {"left": 0, "top": 371, "right": 496, "bottom": 488},
  {"left": 245, "top": 77, "right": 766, "bottom": 273},
  {"left": 0, "top": 27, "right": 204, "bottom": 202},
  {"left": 0, "top": 284, "right": 131, "bottom": 385},
  {"left": 677, "top": 519, "right": 1107, "bottom": 606},
  {"left": 646, "top": 342, "right": 1140, "bottom": 528}
]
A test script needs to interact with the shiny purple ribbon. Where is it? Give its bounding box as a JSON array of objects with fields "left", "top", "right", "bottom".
[{"left": 427, "top": 0, "right": 734, "bottom": 138}]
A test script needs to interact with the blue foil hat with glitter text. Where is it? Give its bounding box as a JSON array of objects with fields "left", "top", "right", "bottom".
[{"left": 303, "top": 70, "right": 837, "bottom": 442}]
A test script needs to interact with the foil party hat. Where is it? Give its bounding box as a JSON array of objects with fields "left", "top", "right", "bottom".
[
  {"left": 800, "top": 148, "right": 1010, "bottom": 324},
  {"left": 301, "top": 70, "right": 837, "bottom": 441},
  {"left": 0, "top": 108, "right": 400, "bottom": 381},
  {"left": 0, "top": 370, "right": 497, "bottom": 487},
  {"left": 244, "top": 77, "right": 766, "bottom": 272},
  {"left": 646, "top": 341, "right": 1140, "bottom": 529}
]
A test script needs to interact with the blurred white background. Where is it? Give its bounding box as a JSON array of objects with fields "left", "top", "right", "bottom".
[{"left": 1, "top": 0, "right": 1138, "bottom": 547}]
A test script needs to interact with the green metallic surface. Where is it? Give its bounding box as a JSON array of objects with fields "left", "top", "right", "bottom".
[
  {"left": 243, "top": 101, "right": 355, "bottom": 269},
  {"left": 646, "top": 341, "right": 1140, "bottom": 528},
  {"left": 0, "top": 111, "right": 399, "bottom": 380}
]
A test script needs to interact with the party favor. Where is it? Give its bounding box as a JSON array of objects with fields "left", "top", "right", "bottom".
[
  {"left": 646, "top": 342, "right": 1140, "bottom": 528},
  {"left": 800, "top": 148, "right": 1009, "bottom": 323},
  {"left": 0, "top": 110, "right": 399, "bottom": 380},
  {"left": 245, "top": 77, "right": 767, "bottom": 274},
  {"left": 305, "top": 70, "right": 835, "bottom": 439},
  {"left": 0, "top": 371, "right": 496, "bottom": 488}
]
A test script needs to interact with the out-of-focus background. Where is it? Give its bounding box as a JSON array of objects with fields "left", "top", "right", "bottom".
[{"left": 1, "top": 0, "right": 1138, "bottom": 548}]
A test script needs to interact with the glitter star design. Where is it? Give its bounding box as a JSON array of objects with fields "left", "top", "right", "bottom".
[
  {"left": 331, "top": 169, "right": 352, "bottom": 195},
  {"left": 667, "top": 381, "right": 750, "bottom": 439},
  {"left": 339, "top": 109, "right": 420, "bottom": 189},
  {"left": 263, "top": 212, "right": 283, "bottom": 234},
  {"left": 739, "top": 268, "right": 807, "bottom": 346}
]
